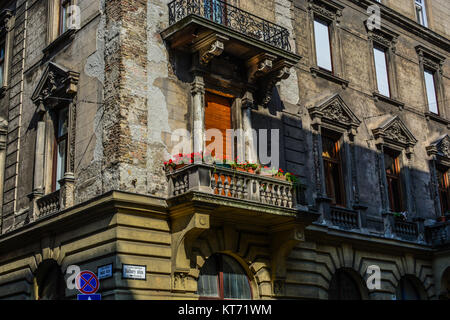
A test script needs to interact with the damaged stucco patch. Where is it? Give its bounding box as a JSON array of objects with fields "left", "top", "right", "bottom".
[
  {"left": 146, "top": 0, "right": 172, "bottom": 196},
  {"left": 275, "top": 0, "right": 300, "bottom": 106}
]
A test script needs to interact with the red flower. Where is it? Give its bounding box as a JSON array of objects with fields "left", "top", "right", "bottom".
[{"left": 169, "top": 159, "right": 173, "bottom": 164}]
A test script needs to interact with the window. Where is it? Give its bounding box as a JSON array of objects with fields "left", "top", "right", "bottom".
[
  {"left": 322, "top": 133, "right": 345, "bottom": 206},
  {"left": 328, "top": 270, "right": 362, "bottom": 300},
  {"left": 0, "top": 39, "right": 5, "bottom": 87},
  {"left": 424, "top": 69, "right": 439, "bottom": 114},
  {"left": 197, "top": 254, "right": 252, "bottom": 300},
  {"left": 384, "top": 151, "right": 404, "bottom": 213},
  {"left": 415, "top": 0, "right": 428, "bottom": 27},
  {"left": 205, "top": 0, "right": 226, "bottom": 24},
  {"left": 396, "top": 277, "right": 421, "bottom": 300},
  {"left": 373, "top": 46, "right": 391, "bottom": 97},
  {"left": 205, "top": 92, "right": 233, "bottom": 160},
  {"left": 437, "top": 167, "right": 449, "bottom": 215},
  {"left": 313, "top": 18, "right": 333, "bottom": 72},
  {"left": 52, "top": 107, "right": 68, "bottom": 192},
  {"left": 58, "top": 0, "right": 71, "bottom": 35}
]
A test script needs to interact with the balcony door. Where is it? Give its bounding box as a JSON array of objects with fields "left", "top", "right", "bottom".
[
  {"left": 205, "top": 91, "right": 233, "bottom": 161},
  {"left": 205, "top": 0, "right": 226, "bottom": 25}
]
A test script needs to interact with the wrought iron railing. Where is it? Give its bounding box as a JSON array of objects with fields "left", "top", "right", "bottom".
[
  {"left": 393, "top": 220, "right": 419, "bottom": 241},
  {"left": 167, "top": 164, "right": 300, "bottom": 209},
  {"left": 36, "top": 191, "right": 61, "bottom": 218},
  {"left": 330, "top": 207, "right": 359, "bottom": 230},
  {"left": 427, "top": 222, "right": 450, "bottom": 246},
  {"left": 168, "top": 0, "right": 292, "bottom": 51}
]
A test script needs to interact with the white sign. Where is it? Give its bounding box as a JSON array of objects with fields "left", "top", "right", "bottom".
[
  {"left": 122, "top": 265, "right": 146, "bottom": 280},
  {"left": 98, "top": 264, "right": 113, "bottom": 280}
]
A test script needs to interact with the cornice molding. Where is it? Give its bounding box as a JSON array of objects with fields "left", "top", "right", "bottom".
[{"left": 350, "top": 0, "right": 450, "bottom": 52}]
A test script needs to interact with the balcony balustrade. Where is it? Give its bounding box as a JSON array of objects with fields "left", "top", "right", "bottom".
[
  {"left": 36, "top": 191, "right": 61, "bottom": 218},
  {"left": 393, "top": 219, "right": 419, "bottom": 241},
  {"left": 167, "top": 163, "right": 303, "bottom": 212},
  {"left": 329, "top": 206, "right": 359, "bottom": 230},
  {"left": 168, "top": 0, "right": 291, "bottom": 51}
]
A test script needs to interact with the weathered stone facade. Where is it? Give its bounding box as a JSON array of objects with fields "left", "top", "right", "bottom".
[{"left": 0, "top": 0, "right": 448, "bottom": 300}]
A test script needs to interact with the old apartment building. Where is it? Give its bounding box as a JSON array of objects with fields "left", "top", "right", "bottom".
[{"left": 0, "top": 0, "right": 448, "bottom": 300}]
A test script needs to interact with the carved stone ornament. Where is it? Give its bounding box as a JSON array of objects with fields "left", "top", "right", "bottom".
[
  {"left": 191, "top": 33, "right": 229, "bottom": 66},
  {"left": 308, "top": 94, "right": 361, "bottom": 130},
  {"left": 0, "top": 9, "right": 12, "bottom": 34},
  {"left": 308, "top": 0, "right": 343, "bottom": 20},
  {"left": 384, "top": 122, "right": 408, "bottom": 145},
  {"left": 440, "top": 138, "right": 450, "bottom": 158},
  {"left": 372, "top": 116, "right": 417, "bottom": 148},
  {"left": 323, "top": 102, "right": 352, "bottom": 124},
  {"left": 31, "top": 62, "right": 80, "bottom": 107}
]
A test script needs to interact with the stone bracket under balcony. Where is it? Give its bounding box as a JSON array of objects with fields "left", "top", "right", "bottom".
[{"left": 161, "top": 0, "right": 301, "bottom": 104}]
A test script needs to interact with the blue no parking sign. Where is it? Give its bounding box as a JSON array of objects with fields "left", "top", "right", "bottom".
[{"left": 76, "top": 270, "right": 101, "bottom": 300}]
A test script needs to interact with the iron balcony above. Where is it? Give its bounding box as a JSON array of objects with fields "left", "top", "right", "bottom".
[{"left": 167, "top": 0, "right": 292, "bottom": 52}]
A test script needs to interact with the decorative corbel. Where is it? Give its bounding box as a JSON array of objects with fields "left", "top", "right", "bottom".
[
  {"left": 270, "top": 223, "right": 305, "bottom": 296},
  {"left": 260, "top": 60, "right": 293, "bottom": 105},
  {"left": 192, "top": 33, "right": 229, "bottom": 66},
  {"left": 246, "top": 53, "right": 277, "bottom": 83},
  {"left": 171, "top": 213, "right": 210, "bottom": 292}
]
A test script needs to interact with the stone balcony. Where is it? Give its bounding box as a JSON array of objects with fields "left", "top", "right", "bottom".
[
  {"left": 167, "top": 0, "right": 292, "bottom": 52},
  {"left": 166, "top": 163, "right": 317, "bottom": 226},
  {"left": 162, "top": 0, "right": 301, "bottom": 104}
]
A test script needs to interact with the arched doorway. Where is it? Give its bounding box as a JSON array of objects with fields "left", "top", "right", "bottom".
[
  {"left": 34, "top": 260, "right": 66, "bottom": 300},
  {"left": 197, "top": 254, "right": 252, "bottom": 300},
  {"left": 395, "top": 276, "right": 425, "bottom": 300},
  {"left": 439, "top": 268, "right": 450, "bottom": 300},
  {"left": 328, "top": 269, "right": 363, "bottom": 300}
]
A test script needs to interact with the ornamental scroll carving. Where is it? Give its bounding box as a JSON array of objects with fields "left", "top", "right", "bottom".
[
  {"left": 384, "top": 122, "right": 409, "bottom": 145},
  {"left": 323, "top": 103, "right": 352, "bottom": 124},
  {"left": 439, "top": 137, "right": 450, "bottom": 158}
]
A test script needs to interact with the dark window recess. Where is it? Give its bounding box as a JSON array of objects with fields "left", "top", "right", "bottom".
[
  {"left": 384, "top": 151, "right": 404, "bottom": 213},
  {"left": 322, "top": 134, "right": 345, "bottom": 206},
  {"left": 437, "top": 167, "right": 450, "bottom": 215},
  {"left": 328, "top": 270, "right": 362, "bottom": 300},
  {"left": 0, "top": 39, "right": 5, "bottom": 87},
  {"left": 197, "top": 254, "right": 252, "bottom": 300},
  {"left": 52, "top": 107, "right": 69, "bottom": 192}
]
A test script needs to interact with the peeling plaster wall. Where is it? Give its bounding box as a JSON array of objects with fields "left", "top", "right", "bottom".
[
  {"left": 146, "top": 0, "right": 172, "bottom": 196},
  {"left": 275, "top": 0, "right": 300, "bottom": 106}
]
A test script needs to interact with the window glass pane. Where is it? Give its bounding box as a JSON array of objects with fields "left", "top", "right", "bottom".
[
  {"left": 58, "top": 108, "right": 69, "bottom": 137},
  {"left": 322, "top": 136, "right": 337, "bottom": 159},
  {"left": 56, "top": 140, "right": 66, "bottom": 190},
  {"left": 373, "top": 47, "right": 390, "bottom": 97},
  {"left": 222, "top": 255, "right": 251, "bottom": 300},
  {"left": 424, "top": 70, "right": 438, "bottom": 114},
  {"left": 314, "top": 19, "right": 332, "bottom": 72},
  {"left": 384, "top": 153, "right": 396, "bottom": 175},
  {"left": 197, "top": 256, "right": 220, "bottom": 298},
  {"left": 0, "top": 43, "right": 4, "bottom": 87}
]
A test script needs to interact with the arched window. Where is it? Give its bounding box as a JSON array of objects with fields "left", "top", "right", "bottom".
[
  {"left": 396, "top": 277, "right": 421, "bottom": 300},
  {"left": 328, "top": 270, "right": 362, "bottom": 300},
  {"left": 197, "top": 254, "right": 252, "bottom": 300},
  {"left": 35, "top": 260, "right": 66, "bottom": 300}
]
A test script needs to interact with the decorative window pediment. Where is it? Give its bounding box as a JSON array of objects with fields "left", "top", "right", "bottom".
[
  {"left": 372, "top": 116, "right": 417, "bottom": 150},
  {"left": 427, "top": 134, "right": 450, "bottom": 162},
  {"left": 367, "top": 26, "right": 398, "bottom": 50},
  {"left": 31, "top": 62, "right": 79, "bottom": 109},
  {"left": 309, "top": 94, "right": 361, "bottom": 133},
  {"left": 307, "top": 0, "right": 344, "bottom": 21},
  {"left": 415, "top": 45, "right": 445, "bottom": 75}
]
